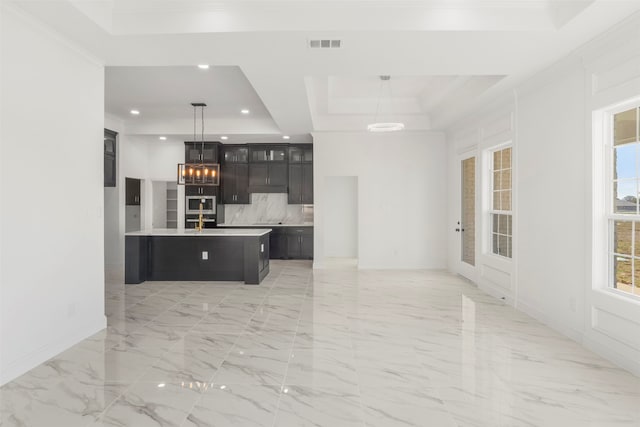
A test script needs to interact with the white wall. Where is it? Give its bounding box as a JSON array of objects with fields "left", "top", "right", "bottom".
[
  {"left": 0, "top": 5, "right": 106, "bottom": 384},
  {"left": 152, "top": 181, "right": 168, "bottom": 228},
  {"left": 324, "top": 176, "right": 358, "bottom": 258},
  {"left": 445, "top": 16, "right": 640, "bottom": 376},
  {"left": 313, "top": 131, "right": 447, "bottom": 269}
]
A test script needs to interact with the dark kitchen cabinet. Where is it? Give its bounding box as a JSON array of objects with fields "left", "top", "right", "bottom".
[
  {"left": 185, "top": 142, "right": 220, "bottom": 163},
  {"left": 269, "top": 228, "right": 287, "bottom": 259},
  {"left": 248, "top": 163, "right": 287, "bottom": 193},
  {"left": 249, "top": 145, "right": 287, "bottom": 163},
  {"left": 222, "top": 163, "right": 250, "bottom": 204},
  {"left": 286, "top": 227, "right": 313, "bottom": 259},
  {"left": 288, "top": 163, "right": 313, "bottom": 204},
  {"left": 125, "top": 178, "right": 141, "bottom": 205},
  {"left": 289, "top": 145, "right": 313, "bottom": 163},
  {"left": 185, "top": 185, "right": 216, "bottom": 197},
  {"left": 288, "top": 144, "right": 313, "bottom": 204},
  {"left": 223, "top": 146, "right": 249, "bottom": 163},
  {"left": 104, "top": 129, "right": 117, "bottom": 187}
]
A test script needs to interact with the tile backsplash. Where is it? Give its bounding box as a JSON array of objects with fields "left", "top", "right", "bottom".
[{"left": 223, "top": 193, "right": 313, "bottom": 224}]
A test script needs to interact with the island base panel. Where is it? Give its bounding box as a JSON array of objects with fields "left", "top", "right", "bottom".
[{"left": 125, "top": 233, "right": 269, "bottom": 285}]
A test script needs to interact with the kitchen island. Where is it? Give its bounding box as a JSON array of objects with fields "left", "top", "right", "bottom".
[{"left": 125, "top": 228, "right": 271, "bottom": 285}]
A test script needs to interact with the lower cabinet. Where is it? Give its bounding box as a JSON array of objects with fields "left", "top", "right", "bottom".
[
  {"left": 269, "top": 228, "right": 288, "bottom": 259},
  {"left": 229, "top": 226, "right": 313, "bottom": 259},
  {"left": 285, "top": 228, "right": 314, "bottom": 259}
]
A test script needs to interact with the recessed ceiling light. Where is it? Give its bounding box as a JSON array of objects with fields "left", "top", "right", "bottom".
[
  {"left": 282, "top": 135, "right": 290, "bottom": 140},
  {"left": 159, "top": 136, "right": 167, "bottom": 140},
  {"left": 130, "top": 109, "right": 140, "bottom": 115},
  {"left": 241, "top": 109, "right": 250, "bottom": 115},
  {"left": 220, "top": 136, "right": 228, "bottom": 140},
  {"left": 197, "top": 64, "right": 210, "bottom": 69}
]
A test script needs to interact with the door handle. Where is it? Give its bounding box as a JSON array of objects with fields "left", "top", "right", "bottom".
[{"left": 455, "top": 228, "right": 460, "bottom": 232}]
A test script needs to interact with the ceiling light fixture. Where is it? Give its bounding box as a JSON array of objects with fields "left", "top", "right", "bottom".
[
  {"left": 159, "top": 136, "right": 167, "bottom": 140},
  {"left": 177, "top": 103, "right": 220, "bottom": 186},
  {"left": 130, "top": 109, "right": 140, "bottom": 115},
  {"left": 367, "top": 75, "right": 405, "bottom": 132},
  {"left": 197, "top": 64, "right": 210, "bottom": 69},
  {"left": 282, "top": 135, "right": 290, "bottom": 140},
  {"left": 241, "top": 109, "right": 250, "bottom": 115},
  {"left": 220, "top": 136, "right": 228, "bottom": 140}
]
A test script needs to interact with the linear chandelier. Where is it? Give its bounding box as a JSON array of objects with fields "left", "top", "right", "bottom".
[{"left": 177, "top": 102, "right": 220, "bottom": 186}]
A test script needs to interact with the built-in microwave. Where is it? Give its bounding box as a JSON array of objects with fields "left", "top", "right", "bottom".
[{"left": 186, "top": 196, "right": 216, "bottom": 215}]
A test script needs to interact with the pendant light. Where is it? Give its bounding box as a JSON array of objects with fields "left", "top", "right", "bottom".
[
  {"left": 367, "top": 75, "right": 405, "bottom": 132},
  {"left": 177, "top": 103, "right": 220, "bottom": 186}
]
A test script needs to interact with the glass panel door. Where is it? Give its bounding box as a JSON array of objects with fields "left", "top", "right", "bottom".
[{"left": 461, "top": 157, "right": 476, "bottom": 266}]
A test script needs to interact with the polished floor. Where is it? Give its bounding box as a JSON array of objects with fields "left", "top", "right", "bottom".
[{"left": 2, "top": 260, "right": 640, "bottom": 426}]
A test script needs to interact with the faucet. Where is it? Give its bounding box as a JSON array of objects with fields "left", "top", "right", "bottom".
[{"left": 195, "top": 201, "right": 204, "bottom": 232}]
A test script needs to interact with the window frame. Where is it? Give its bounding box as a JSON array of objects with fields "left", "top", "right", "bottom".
[
  {"left": 606, "top": 103, "right": 640, "bottom": 300},
  {"left": 487, "top": 143, "right": 513, "bottom": 259}
]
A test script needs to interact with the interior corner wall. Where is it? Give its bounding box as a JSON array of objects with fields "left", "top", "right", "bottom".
[
  {"left": 313, "top": 131, "right": 447, "bottom": 269},
  {"left": 104, "top": 116, "right": 124, "bottom": 282},
  {"left": 0, "top": 5, "right": 106, "bottom": 385}
]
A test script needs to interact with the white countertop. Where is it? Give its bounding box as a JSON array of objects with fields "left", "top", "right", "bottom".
[
  {"left": 126, "top": 228, "right": 272, "bottom": 237},
  {"left": 218, "top": 223, "right": 313, "bottom": 228}
]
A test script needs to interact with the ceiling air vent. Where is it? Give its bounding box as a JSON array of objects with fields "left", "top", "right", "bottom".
[{"left": 309, "top": 39, "right": 342, "bottom": 49}]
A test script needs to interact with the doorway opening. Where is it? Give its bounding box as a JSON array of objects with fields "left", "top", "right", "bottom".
[{"left": 324, "top": 176, "right": 358, "bottom": 268}]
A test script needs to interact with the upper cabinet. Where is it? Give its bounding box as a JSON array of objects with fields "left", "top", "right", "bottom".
[
  {"left": 185, "top": 142, "right": 219, "bottom": 163},
  {"left": 222, "top": 163, "right": 250, "bottom": 204},
  {"left": 288, "top": 145, "right": 313, "bottom": 204},
  {"left": 222, "top": 145, "right": 250, "bottom": 204},
  {"left": 250, "top": 145, "right": 287, "bottom": 162},
  {"left": 104, "top": 129, "right": 117, "bottom": 187},
  {"left": 125, "top": 177, "right": 141, "bottom": 205},
  {"left": 216, "top": 143, "right": 314, "bottom": 203},
  {"left": 223, "top": 146, "right": 249, "bottom": 163},
  {"left": 289, "top": 145, "right": 313, "bottom": 163},
  {"left": 247, "top": 145, "right": 288, "bottom": 193}
]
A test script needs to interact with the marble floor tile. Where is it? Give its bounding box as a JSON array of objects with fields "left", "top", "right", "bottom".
[
  {"left": 90, "top": 382, "right": 201, "bottom": 427},
  {"left": 232, "top": 328, "right": 297, "bottom": 351},
  {"left": 111, "top": 324, "right": 191, "bottom": 351},
  {"left": 293, "top": 321, "right": 354, "bottom": 351},
  {"left": 285, "top": 350, "right": 359, "bottom": 393},
  {"left": 183, "top": 384, "right": 281, "bottom": 427},
  {"left": 212, "top": 349, "right": 291, "bottom": 385},
  {"left": 139, "top": 333, "right": 238, "bottom": 383},
  {"left": 360, "top": 386, "right": 457, "bottom": 427},
  {"left": 274, "top": 386, "right": 365, "bottom": 427},
  {"left": 2, "top": 261, "right": 640, "bottom": 427},
  {"left": 1, "top": 380, "right": 127, "bottom": 427}
]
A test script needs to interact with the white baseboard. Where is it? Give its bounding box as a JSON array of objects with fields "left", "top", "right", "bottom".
[
  {"left": 517, "top": 298, "right": 584, "bottom": 343},
  {"left": 583, "top": 332, "right": 640, "bottom": 377},
  {"left": 477, "top": 279, "right": 513, "bottom": 304},
  {"left": 0, "top": 315, "right": 107, "bottom": 386}
]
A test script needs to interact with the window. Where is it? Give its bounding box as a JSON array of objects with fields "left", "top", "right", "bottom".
[
  {"left": 610, "top": 106, "right": 640, "bottom": 297},
  {"left": 490, "top": 146, "right": 512, "bottom": 258}
]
